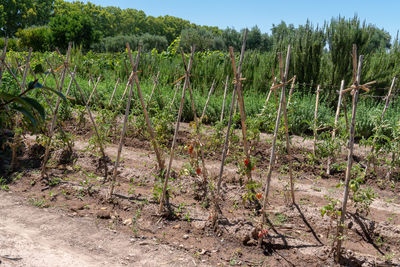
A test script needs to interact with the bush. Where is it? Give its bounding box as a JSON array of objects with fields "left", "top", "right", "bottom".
[
  {"left": 0, "top": 38, "right": 19, "bottom": 51},
  {"left": 16, "top": 26, "right": 52, "bottom": 52}
]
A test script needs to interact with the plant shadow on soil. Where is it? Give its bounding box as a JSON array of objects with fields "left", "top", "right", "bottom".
[{"left": 2, "top": 119, "right": 400, "bottom": 266}]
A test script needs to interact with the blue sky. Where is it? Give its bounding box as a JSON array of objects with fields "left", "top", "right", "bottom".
[{"left": 69, "top": 0, "right": 400, "bottom": 39}]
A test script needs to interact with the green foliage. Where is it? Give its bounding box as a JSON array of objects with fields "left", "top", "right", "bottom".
[
  {"left": 16, "top": 26, "right": 53, "bottom": 52},
  {"left": 49, "top": 11, "right": 100, "bottom": 50},
  {"left": 180, "top": 28, "right": 216, "bottom": 52},
  {"left": 0, "top": 80, "right": 51, "bottom": 130},
  {"left": 0, "top": 0, "right": 54, "bottom": 37}
]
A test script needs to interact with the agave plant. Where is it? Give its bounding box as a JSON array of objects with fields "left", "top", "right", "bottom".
[{"left": 0, "top": 80, "right": 65, "bottom": 130}]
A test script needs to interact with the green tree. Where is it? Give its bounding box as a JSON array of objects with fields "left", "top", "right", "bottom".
[
  {"left": 0, "top": 0, "right": 54, "bottom": 37},
  {"left": 180, "top": 28, "right": 214, "bottom": 51},
  {"left": 49, "top": 12, "right": 99, "bottom": 50},
  {"left": 16, "top": 26, "right": 52, "bottom": 51},
  {"left": 247, "top": 26, "right": 262, "bottom": 50}
]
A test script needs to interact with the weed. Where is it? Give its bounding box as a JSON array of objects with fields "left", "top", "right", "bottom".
[{"left": 28, "top": 197, "right": 47, "bottom": 208}]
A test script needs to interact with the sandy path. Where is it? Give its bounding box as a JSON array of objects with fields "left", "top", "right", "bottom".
[{"left": 0, "top": 191, "right": 207, "bottom": 267}]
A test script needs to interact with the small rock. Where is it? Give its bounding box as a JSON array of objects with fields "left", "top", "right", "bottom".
[
  {"left": 123, "top": 218, "right": 133, "bottom": 225},
  {"left": 183, "top": 234, "right": 189, "bottom": 240},
  {"left": 96, "top": 210, "right": 111, "bottom": 219},
  {"left": 191, "top": 221, "right": 206, "bottom": 231},
  {"left": 173, "top": 224, "right": 181, "bottom": 229},
  {"left": 70, "top": 203, "right": 85, "bottom": 212}
]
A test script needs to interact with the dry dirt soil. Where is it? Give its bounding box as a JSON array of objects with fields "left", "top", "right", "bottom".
[{"left": 1, "top": 120, "right": 400, "bottom": 267}]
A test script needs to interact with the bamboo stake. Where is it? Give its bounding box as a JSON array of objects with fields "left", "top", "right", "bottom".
[
  {"left": 342, "top": 93, "right": 349, "bottom": 133},
  {"left": 213, "top": 82, "right": 237, "bottom": 226},
  {"left": 41, "top": 46, "right": 72, "bottom": 177},
  {"left": 313, "top": 85, "right": 321, "bottom": 156},
  {"left": 200, "top": 79, "right": 216, "bottom": 121},
  {"left": 21, "top": 48, "right": 32, "bottom": 89},
  {"left": 86, "top": 76, "right": 101, "bottom": 106},
  {"left": 108, "top": 48, "right": 140, "bottom": 198},
  {"left": 365, "top": 77, "right": 396, "bottom": 175},
  {"left": 169, "top": 80, "right": 180, "bottom": 111},
  {"left": 279, "top": 53, "right": 295, "bottom": 206},
  {"left": 45, "top": 59, "right": 61, "bottom": 91},
  {"left": 287, "top": 75, "right": 297, "bottom": 107},
  {"left": 11, "top": 48, "right": 32, "bottom": 171},
  {"left": 220, "top": 75, "right": 229, "bottom": 122},
  {"left": 181, "top": 49, "right": 209, "bottom": 192},
  {"left": 159, "top": 47, "right": 195, "bottom": 214},
  {"left": 56, "top": 48, "right": 109, "bottom": 180},
  {"left": 126, "top": 44, "right": 165, "bottom": 172},
  {"left": 327, "top": 80, "right": 345, "bottom": 175},
  {"left": 261, "top": 46, "right": 291, "bottom": 225},
  {"left": 380, "top": 77, "right": 395, "bottom": 125},
  {"left": 0, "top": 38, "right": 8, "bottom": 88},
  {"left": 122, "top": 71, "right": 134, "bottom": 99},
  {"left": 108, "top": 77, "right": 120, "bottom": 107},
  {"left": 228, "top": 29, "right": 250, "bottom": 183},
  {"left": 265, "top": 77, "right": 277, "bottom": 106},
  {"left": 217, "top": 88, "right": 237, "bottom": 191},
  {"left": 335, "top": 48, "right": 363, "bottom": 263},
  {"left": 146, "top": 71, "right": 161, "bottom": 109}
]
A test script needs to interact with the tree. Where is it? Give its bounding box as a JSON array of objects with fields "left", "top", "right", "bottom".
[
  {"left": 49, "top": 12, "right": 99, "bottom": 50},
  {"left": 180, "top": 28, "right": 214, "bottom": 51},
  {"left": 139, "top": 33, "right": 168, "bottom": 51},
  {"left": 17, "top": 26, "right": 52, "bottom": 52},
  {"left": 221, "top": 27, "right": 241, "bottom": 51},
  {"left": 0, "top": 0, "right": 54, "bottom": 37},
  {"left": 247, "top": 26, "right": 262, "bottom": 50}
]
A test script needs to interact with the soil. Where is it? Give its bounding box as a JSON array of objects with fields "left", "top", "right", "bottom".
[{"left": 1, "top": 118, "right": 400, "bottom": 267}]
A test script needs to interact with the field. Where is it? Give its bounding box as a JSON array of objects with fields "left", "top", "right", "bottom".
[{"left": 1, "top": 39, "right": 400, "bottom": 266}]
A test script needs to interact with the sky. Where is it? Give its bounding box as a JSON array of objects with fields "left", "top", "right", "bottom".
[{"left": 69, "top": 0, "right": 400, "bottom": 39}]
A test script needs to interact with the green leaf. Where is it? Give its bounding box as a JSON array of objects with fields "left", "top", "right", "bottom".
[
  {"left": 21, "top": 97, "right": 45, "bottom": 121},
  {"left": 27, "top": 80, "right": 43, "bottom": 89},
  {"left": 13, "top": 106, "right": 37, "bottom": 128},
  {"left": 43, "top": 86, "right": 67, "bottom": 101}
]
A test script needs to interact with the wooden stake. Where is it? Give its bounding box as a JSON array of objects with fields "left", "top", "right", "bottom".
[
  {"left": 342, "top": 93, "right": 349, "bottom": 133},
  {"left": 21, "top": 48, "right": 32, "bottom": 89},
  {"left": 56, "top": 48, "right": 109, "bottom": 180},
  {"left": 201, "top": 79, "right": 216, "bottom": 121},
  {"left": 327, "top": 80, "right": 345, "bottom": 175},
  {"left": 336, "top": 47, "right": 363, "bottom": 263},
  {"left": 108, "top": 77, "right": 120, "bottom": 107},
  {"left": 169, "top": 80, "right": 180, "bottom": 111},
  {"left": 126, "top": 44, "right": 165, "bottom": 173},
  {"left": 213, "top": 82, "right": 237, "bottom": 226},
  {"left": 108, "top": 48, "right": 140, "bottom": 198},
  {"left": 313, "top": 85, "right": 321, "bottom": 156},
  {"left": 265, "top": 77, "right": 277, "bottom": 106},
  {"left": 11, "top": 48, "right": 32, "bottom": 171},
  {"left": 122, "top": 71, "right": 134, "bottom": 99},
  {"left": 261, "top": 45, "right": 291, "bottom": 225},
  {"left": 159, "top": 47, "right": 195, "bottom": 214},
  {"left": 228, "top": 29, "right": 250, "bottom": 183},
  {"left": 365, "top": 77, "right": 396, "bottom": 175},
  {"left": 279, "top": 56, "right": 295, "bottom": 206},
  {"left": 86, "top": 76, "right": 101, "bottom": 106},
  {"left": 181, "top": 49, "right": 209, "bottom": 193},
  {"left": 287, "top": 75, "right": 297, "bottom": 107},
  {"left": 146, "top": 71, "right": 161, "bottom": 109},
  {"left": 220, "top": 75, "right": 229, "bottom": 122},
  {"left": 41, "top": 45, "right": 72, "bottom": 177},
  {"left": 0, "top": 38, "right": 8, "bottom": 88}
]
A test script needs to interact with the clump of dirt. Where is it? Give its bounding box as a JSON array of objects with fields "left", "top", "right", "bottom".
[{"left": 52, "top": 148, "right": 77, "bottom": 165}]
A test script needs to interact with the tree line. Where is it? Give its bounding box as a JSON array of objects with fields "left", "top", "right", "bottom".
[{"left": 1, "top": 0, "right": 399, "bottom": 100}]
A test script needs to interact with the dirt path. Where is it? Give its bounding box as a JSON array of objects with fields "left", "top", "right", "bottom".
[{"left": 0, "top": 191, "right": 207, "bottom": 267}]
